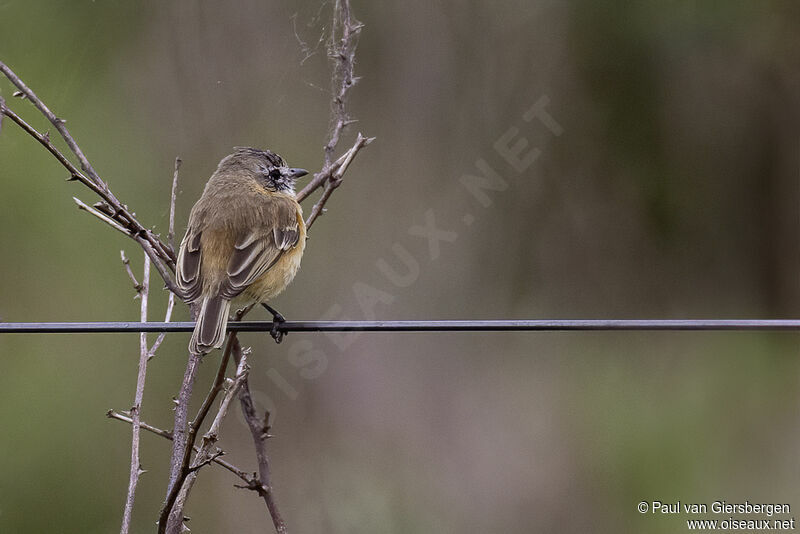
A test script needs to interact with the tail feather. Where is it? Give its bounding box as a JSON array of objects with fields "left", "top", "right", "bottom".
[{"left": 190, "top": 296, "right": 232, "bottom": 354}]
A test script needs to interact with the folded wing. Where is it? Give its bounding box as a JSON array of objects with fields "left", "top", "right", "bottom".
[{"left": 220, "top": 199, "right": 300, "bottom": 299}]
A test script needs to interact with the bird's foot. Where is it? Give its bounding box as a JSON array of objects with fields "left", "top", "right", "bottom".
[{"left": 262, "top": 303, "right": 286, "bottom": 344}]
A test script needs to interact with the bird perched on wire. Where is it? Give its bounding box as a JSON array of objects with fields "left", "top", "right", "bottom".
[{"left": 176, "top": 147, "right": 308, "bottom": 354}]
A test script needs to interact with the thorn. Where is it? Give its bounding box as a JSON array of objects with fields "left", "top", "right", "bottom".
[
  {"left": 42, "top": 131, "right": 50, "bottom": 143},
  {"left": 12, "top": 90, "right": 25, "bottom": 99},
  {"left": 93, "top": 202, "right": 114, "bottom": 216}
]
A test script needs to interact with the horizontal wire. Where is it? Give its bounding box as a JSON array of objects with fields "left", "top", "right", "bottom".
[{"left": 1, "top": 319, "right": 800, "bottom": 333}]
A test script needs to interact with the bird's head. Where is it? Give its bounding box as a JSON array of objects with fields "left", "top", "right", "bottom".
[{"left": 222, "top": 147, "right": 308, "bottom": 194}]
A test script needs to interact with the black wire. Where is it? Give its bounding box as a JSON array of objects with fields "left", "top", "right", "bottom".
[{"left": 1, "top": 319, "right": 800, "bottom": 333}]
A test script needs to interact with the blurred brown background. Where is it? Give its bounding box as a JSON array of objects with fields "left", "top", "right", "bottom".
[{"left": 1, "top": 1, "right": 800, "bottom": 532}]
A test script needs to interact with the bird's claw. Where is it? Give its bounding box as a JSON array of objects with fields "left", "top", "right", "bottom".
[
  {"left": 262, "top": 304, "right": 286, "bottom": 344},
  {"left": 270, "top": 317, "right": 285, "bottom": 344}
]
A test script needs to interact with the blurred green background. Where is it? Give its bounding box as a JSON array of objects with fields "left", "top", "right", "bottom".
[{"left": 2, "top": 1, "right": 800, "bottom": 532}]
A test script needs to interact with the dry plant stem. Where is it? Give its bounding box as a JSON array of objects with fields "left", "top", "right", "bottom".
[
  {"left": 233, "top": 337, "right": 287, "bottom": 534},
  {"left": 161, "top": 352, "right": 200, "bottom": 532},
  {"left": 164, "top": 345, "right": 201, "bottom": 500},
  {"left": 160, "top": 321, "right": 242, "bottom": 534},
  {"left": 0, "top": 61, "right": 101, "bottom": 183},
  {"left": 147, "top": 159, "right": 181, "bottom": 358},
  {"left": 304, "top": 133, "right": 373, "bottom": 229},
  {"left": 167, "top": 158, "right": 181, "bottom": 250},
  {"left": 147, "top": 292, "right": 175, "bottom": 359},
  {"left": 120, "top": 254, "right": 151, "bottom": 534},
  {"left": 107, "top": 410, "right": 265, "bottom": 487},
  {"left": 74, "top": 197, "right": 131, "bottom": 236},
  {"left": 324, "top": 0, "right": 363, "bottom": 169},
  {"left": 295, "top": 0, "right": 372, "bottom": 231},
  {"left": 0, "top": 61, "right": 179, "bottom": 289},
  {"left": 167, "top": 351, "right": 251, "bottom": 533},
  {"left": 120, "top": 251, "right": 142, "bottom": 292}
]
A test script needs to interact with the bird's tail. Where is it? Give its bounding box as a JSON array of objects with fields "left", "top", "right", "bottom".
[{"left": 189, "top": 296, "right": 232, "bottom": 354}]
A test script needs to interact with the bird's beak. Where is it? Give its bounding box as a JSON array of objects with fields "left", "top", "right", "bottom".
[{"left": 288, "top": 168, "right": 309, "bottom": 179}]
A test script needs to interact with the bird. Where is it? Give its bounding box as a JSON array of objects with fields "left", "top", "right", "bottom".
[{"left": 176, "top": 147, "right": 308, "bottom": 354}]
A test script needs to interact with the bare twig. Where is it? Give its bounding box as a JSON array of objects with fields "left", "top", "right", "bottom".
[
  {"left": 162, "top": 346, "right": 201, "bottom": 529},
  {"left": 1, "top": 103, "right": 100, "bottom": 191},
  {"left": 234, "top": 337, "right": 287, "bottom": 534},
  {"left": 120, "top": 254, "right": 151, "bottom": 534},
  {"left": 115, "top": 246, "right": 177, "bottom": 531},
  {"left": 120, "top": 251, "right": 142, "bottom": 294},
  {"left": 0, "top": 60, "right": 102, "bottom": 185},
  {"left": 107, "top": 410, "right": 268, "bottom": 495},
  {"left": 135, "top": 236, "right": 181, "bottom": 296},
  {"left": 167, "top": 158, "right": 181, "bottom": 251},
  {"left": 147, "top": 159, "right": 181, "bottom": 358},
  {"left": 73, "top": 197, "right": 132, "bottom": 237},
  {"left": 168, "top": 351, "right": 251, "bottom": 530},
  {"left": 108, "top": 410, "right": 174, "bottom": 440},
  {"left": 153, "top": 157, "right": 193, "bottom": 510},
  {"left": 160, "top": 315, "right": 242, "bottom": 534},
  {"left": 295, "top": 0, "right": 371, "bottom": 232},
  {"left": 0, "top": 61, "right": 178, "bottom": 288},
  {"left": 304, "top": 132, "right": 373, "bottom": 229},
  {"left": 147, "top": 294, "right": 175, "bottom": 360},
  {"left": 323, "top": 0, "right": 362, "bottom": 169}
]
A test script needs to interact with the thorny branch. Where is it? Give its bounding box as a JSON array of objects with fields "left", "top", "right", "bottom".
[
  {"left": 164, "top": 343, "right": 201, "bottom": 523},
  {"left": 303, "top": 132, "right": 373, "bottom": 229},
  {"left": 119, "top": 253, "right": 151, "bottom": 534},
  {"left": 233, "top": 336, "right": 287, "bottom": 534},
  {"left": 147, "top": 159, "right": 181, "bottom": 359},
  {"left": 0, "top": 60, "right": 180, "bottom": 295},
  {"left": 119, "top": 158, "right": 180, "bottom": 534},
  {"left": 168, "top": 347, "right": 251, "bottom": 533},
  {"left": 160, "top": 312, "right": 243, "bottom": 534},
  {"left": 296, "top": 0, "right": 373, "bottom": 230},
  {"left": 107, "top": 410, "right": 270, "bottom": 498}
]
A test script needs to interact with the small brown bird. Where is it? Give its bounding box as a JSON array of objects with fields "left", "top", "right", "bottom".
[{"left": 177, "top": 147, "right": 308, "bottom": 354}]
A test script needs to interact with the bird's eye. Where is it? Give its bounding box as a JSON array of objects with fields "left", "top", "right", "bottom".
[{"left": 268, "top": 168, "right": 281, "bottom": 179}]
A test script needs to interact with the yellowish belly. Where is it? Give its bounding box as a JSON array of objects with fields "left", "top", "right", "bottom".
[{"left": 236, "top": 242, "right": 304, "bottom": 305}]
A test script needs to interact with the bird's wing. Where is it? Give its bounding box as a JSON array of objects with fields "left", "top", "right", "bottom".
[
  {"left": 176, "top": 230, "right": 204, "bottom": 302},
  {"left": 219, "top": 197, "right": 301, "bottom": 299}
]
